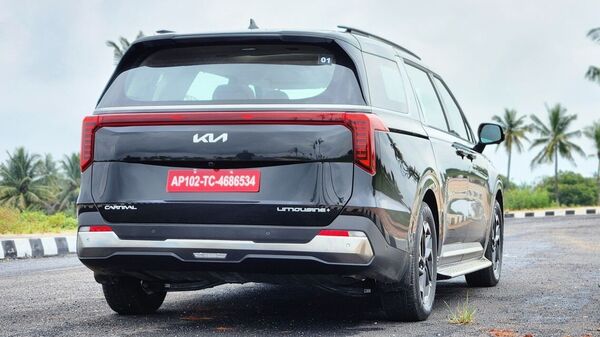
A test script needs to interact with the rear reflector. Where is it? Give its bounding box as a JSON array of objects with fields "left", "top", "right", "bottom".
[
  {"left": 318, "top": 229, "right": 350, "bottom": 237},
  {"left": 317, "top": 230, "right": 367, "bottom": 237},
  {"left": 79, "top": 112, "right": 387, "bottom": 174},
  {"left": 79, "top": 225, "right": 113, "bottom": 232}
]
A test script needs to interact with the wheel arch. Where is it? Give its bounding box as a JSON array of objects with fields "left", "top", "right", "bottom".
[
  {"left": 495, "top": 188, "right": 504, "bottom": 213},
  {"left": 493, "top": 179, "right": 504, "bottom": 213},
  {"left": 412, "top": 170, "right": 443, "bottom": 252},
  {"left": 423, "top": 189, "right": 440, "bottom": 249}
]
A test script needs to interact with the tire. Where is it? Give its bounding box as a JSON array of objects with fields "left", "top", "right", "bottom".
[
  {"left": 380, "top": 202, "right": 438, "bottom": 322},
  {"left": 102, "top": 277, "right": 166, "bottom": 315},
  {"left": 466, "top": 200, "right": 503, "bottom": 287}
]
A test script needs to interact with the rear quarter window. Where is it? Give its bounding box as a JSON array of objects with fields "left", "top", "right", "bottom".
[{"left": 363, "top": 53, "right": 408, "bottom": 113}]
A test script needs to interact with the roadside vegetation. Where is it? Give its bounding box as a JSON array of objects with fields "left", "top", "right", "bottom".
[
  {"left": 492, "top": 103, "right": 599, "bottom": 211},
  {"left": 504, "top": 172, "right": 598, "bottom": 210},
  {"left": 0, "top": 147, "right": 79, "bottom": 234},
  {"left": 446, "top": 294, "right": 476, "bottom": 325},
  {"left": 0, "top": 207, "right": 77, "bottom": 234}
]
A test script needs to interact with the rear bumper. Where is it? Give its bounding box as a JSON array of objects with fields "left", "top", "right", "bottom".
[
  {"left": 77, "top": 214, "right": 410, "bottom": 284},
  {"left": 78, "top": 230, "right": 373, "bottom": 265}
]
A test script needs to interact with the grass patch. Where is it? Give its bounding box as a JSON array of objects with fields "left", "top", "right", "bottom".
[
  {"left": 0, "top": 207, "right": 77, "bottom": 234},
  {"left": 446, "top": 293, "right": 476, "bottom": 325}
]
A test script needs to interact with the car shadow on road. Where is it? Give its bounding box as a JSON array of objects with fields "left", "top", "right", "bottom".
[{"left": 96, "top": 280, "right": 475, "bottom": 336}]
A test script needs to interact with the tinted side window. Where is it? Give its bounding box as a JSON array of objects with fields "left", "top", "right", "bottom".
[
  {"left": 433, "top": 77, "right": 469, "bottom": 140},
  {"left": 364, "top": 53, "right": 408, "bottom": 112},
  {"left": 405, "top": 64, "right": 447, "bottom": 131}
]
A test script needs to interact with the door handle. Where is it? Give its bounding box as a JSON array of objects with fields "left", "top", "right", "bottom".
[
  {"left": 466, "top": 153, "right": 475, "bottom": 161},
  {"left": 455, "top": 149, "right": 466, "bottom": 159}
]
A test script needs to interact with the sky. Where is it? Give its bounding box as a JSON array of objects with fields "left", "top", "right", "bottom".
[{"left": 0, "top": 0, "right": 598, "bottom": 184}]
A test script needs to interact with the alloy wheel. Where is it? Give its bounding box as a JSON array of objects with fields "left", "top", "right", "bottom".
[
  {"left": 418, "top": 220, "right": 434, "bottom": 309},
  {"left": 490, "top": 210, "right": 502, "bottom": 279}
]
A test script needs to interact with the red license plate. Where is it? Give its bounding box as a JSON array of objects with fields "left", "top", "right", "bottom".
[{"left": 166, "top": 169, "right": 261, "bottom": 192}]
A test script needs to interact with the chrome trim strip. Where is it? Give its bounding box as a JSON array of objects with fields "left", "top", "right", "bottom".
[
  {"left": 94, "top": 104, "right": 371, "bottom": 114},
  {"left": 77, "top": 232, "right": 374, "bottom": 259},
  {"left": 94, "top": 104, "right": 372, "bottom": 115},
  {"left": 440, "top": 243, "right": 483, "bottom": 259}
]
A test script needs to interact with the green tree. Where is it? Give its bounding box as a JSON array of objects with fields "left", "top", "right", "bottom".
[
  {"left": 57, "top": 153, "right": 81, "bottom": 212},
  {"left": 586, "top": 28, "right": 600, "bottom": 84},
  {"left": 37, "top": 154, "right": 59, "bottom": 186},
  {"left": 492, "top": 109, "right": 530, "bottom": 188},
  {"left": 106, "top": 31, "right": 145, "bottom": 65},
  {"left": 540, "top": 171, "right": 598, "bottom": 206},
  {"left": 584, "top": 121, "right": 600, "bottom": 204},
  {"left": 36, "top": 153, "right": 61, "bottom": 213},
  {"left": 0, "top": 148, "right": 47, "bottom": 210},
  {"left": 529, "top": 104, "right": 585, "bottom": 204}
]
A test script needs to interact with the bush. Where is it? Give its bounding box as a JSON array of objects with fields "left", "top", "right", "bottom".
[
  {"left": 0, "top": 206, "right": 77, "bottom": 234},
  {"left": 540, "top": 171, "right": 598, "bottom": 206},
  {"left": 505, "top": 187, "right": 554, "bottom": 210}
]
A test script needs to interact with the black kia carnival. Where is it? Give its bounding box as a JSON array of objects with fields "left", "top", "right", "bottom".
[{"left": 77, "top": 26, "right": 505, "bottom": 321}]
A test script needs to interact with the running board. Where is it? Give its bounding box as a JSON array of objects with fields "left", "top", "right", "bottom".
[{"left": 437, "top": 257, "right": 492, "bottom": 279}]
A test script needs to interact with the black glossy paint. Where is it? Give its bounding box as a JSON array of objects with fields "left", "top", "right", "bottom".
[
  {"left": 78, "top": 30, "right": 504, "bottom": 291},
  {"left": 91, "top": 124, "right": 354, "bottom": 225},
  {"left": 95, "top": 124, "right": 352, "bottom": 164}
]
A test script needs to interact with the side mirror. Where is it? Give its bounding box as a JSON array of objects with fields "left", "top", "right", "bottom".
[{"left": 474, "top": 123, "right": 504, "bottom": 153}]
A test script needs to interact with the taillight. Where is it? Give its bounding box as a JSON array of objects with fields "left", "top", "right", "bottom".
[
  {"left": 80, "top": 116, "right": 99, "bottom": 171},
  {"left": 343, "top": 113, "right": 387, "bottom": 175},
  {"left": 79, "top": 111, "right": 387, "bottom": 174}
]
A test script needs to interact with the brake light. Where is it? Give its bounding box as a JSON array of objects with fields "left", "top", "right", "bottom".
[
  {"left": 79, "top": 111, "right": 387, "bottom": 174},
  {"left": 80, "top": 116, "right": 99, "bottom": 171},
  {"left": 343, "top": 113, "right": 387, "bottom": 175}
]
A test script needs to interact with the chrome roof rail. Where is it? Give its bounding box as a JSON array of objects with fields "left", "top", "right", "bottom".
[{"left": 338, "top": 25, "right": 421, "bottom": 60}]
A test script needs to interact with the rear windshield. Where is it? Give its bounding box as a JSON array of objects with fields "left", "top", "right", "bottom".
[{"left": 97, "top": 44, "right": 365, "bottom": 108}]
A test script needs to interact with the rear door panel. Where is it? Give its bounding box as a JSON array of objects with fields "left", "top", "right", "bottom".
[{"left": 91, "top": 124, "right": 354, "bottom": 225}]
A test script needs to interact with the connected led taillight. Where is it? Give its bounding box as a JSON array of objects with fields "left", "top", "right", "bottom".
[{"left": 79, "top": 111, "right": 387, "bottom": 174}]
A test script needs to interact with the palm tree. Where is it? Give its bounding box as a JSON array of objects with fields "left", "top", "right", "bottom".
[
  {"left": 37, "top": 154, "right": 60, "bottom": 187},
  {"left": 58, "top": 153, "right": 81, "bottom": 212},
  {"left": 584, "top": 121, "right": 600, "bottom": 204},
  {"left": 106, "top": 31, "right": 145, "bottom": 65},
  {"left": 586, "top": 28, "right": 600, "bottom": 84},
  {"left": 0, "top": 147, "right": 47, "bottom": 210},
  {"left": 492, "top": 109, "right": 530, "bottom": 188},
  {"left": 37, "top": 153, "right": 61, "bottom": 213},
  {"left": 529, "top": 104, "right": 585, "bottom": 204}
]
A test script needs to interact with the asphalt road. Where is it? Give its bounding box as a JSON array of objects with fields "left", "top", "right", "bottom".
[{"left": 1, "top": 216, "right": 599, "bottom": 337}]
